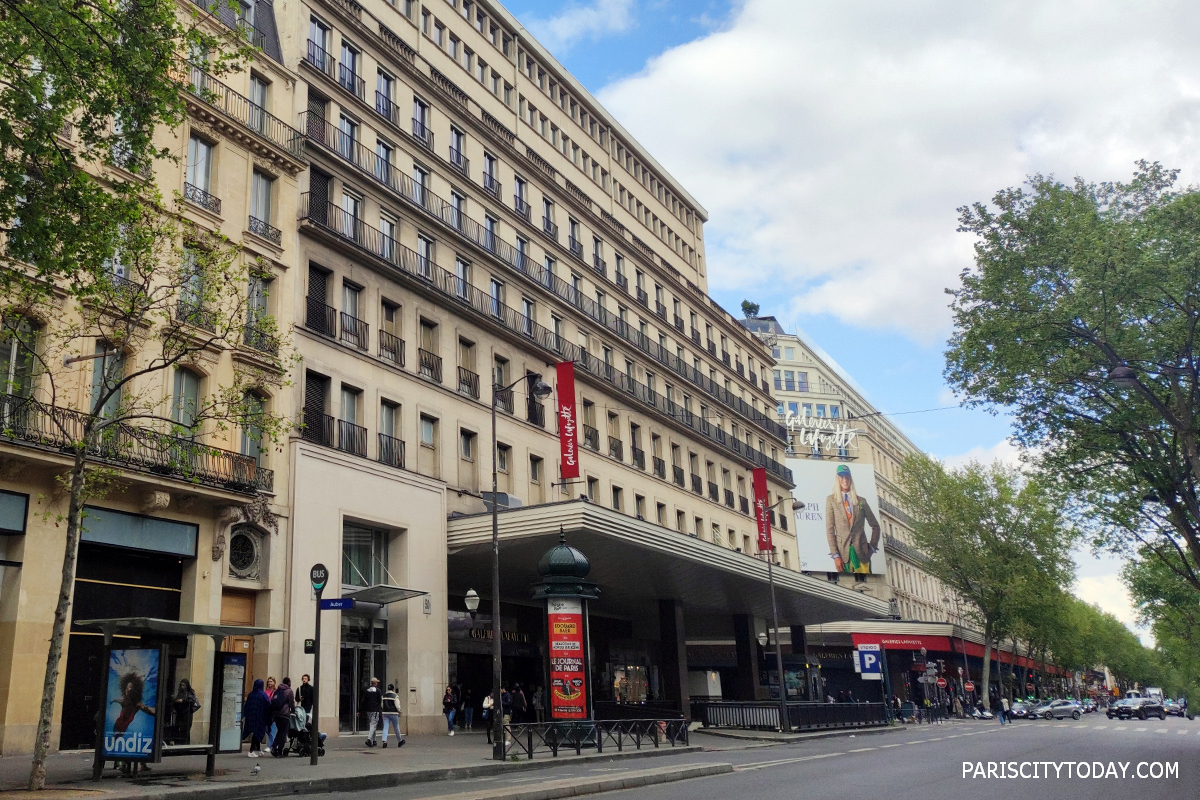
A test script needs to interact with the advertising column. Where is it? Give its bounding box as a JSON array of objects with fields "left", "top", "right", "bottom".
[{"left": 547, "top": 598, "right": 588, "bottom": 720}]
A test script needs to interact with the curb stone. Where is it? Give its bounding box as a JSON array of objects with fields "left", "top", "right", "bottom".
[
  {"left": 693, "top": 724, "right": 915, "bottom": 745},
  {"left": 427, "top": 763, "right": 734, "bottom": 800},
  {"left": 41, "top": 745, "right": 706, "bottom": 800}
]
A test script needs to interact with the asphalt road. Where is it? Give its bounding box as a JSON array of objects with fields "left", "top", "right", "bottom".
[{"left": 331, "top": 715, "right": 1199, "bottom": 800}]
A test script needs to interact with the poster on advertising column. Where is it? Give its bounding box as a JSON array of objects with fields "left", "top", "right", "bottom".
[
  {"left": 787, "top": 458, "right": 886, "bottom": 575},
  {"left": 101, "top": 647, "right": 165, "bottom": 762},
  {"left": 547, "top": 597, "right": 588, "bottom": 719}
]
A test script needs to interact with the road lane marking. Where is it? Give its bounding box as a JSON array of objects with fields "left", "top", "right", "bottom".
[
  {"left": 846, "top": 747, "right": 876, "bottom": 753},
  {"left": 1178, "top": 730, "right": 1189, "bottom": 735},
  {"left": 1135, "top": 727, "right": 1147, "bottom": 732},
  {"left": 737, "top": 753, "right": 843, "bottom": 771},
  {"left": 1154, "top": 729, "right": 1169, "bottom": 734},
  {"left": 1113, "top": 726, "right": 1127, "bottom": 730},
  {"left": 881, "top": 744, "right": 903, "bottom": 748},
  {"left": 928, "top": 738, "right": 944, "bottom": 741},
  {"left": 1093, "top": 725, "right": 1107, "bottom": 730}
]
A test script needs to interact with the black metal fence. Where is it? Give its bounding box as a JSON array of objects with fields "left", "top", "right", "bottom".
[
  {"left": 502, "top": 719, "right": 689, "bottom": 760},
  {"left": 0, "top": 393, "right": 271, "bottom": 493},
  {"left": 692, "top": 701, "right": 889, "bottom": 732}
]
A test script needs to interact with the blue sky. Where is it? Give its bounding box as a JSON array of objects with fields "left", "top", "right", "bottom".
[{"left": 503, "top": 0, "right": 1200, "bottom": 640}]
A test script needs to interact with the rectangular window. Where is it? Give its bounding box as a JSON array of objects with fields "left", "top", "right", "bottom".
[
  {"left": 420, "top": 414, "right": 437, "bottom": 447},
  {"left": 342, "top": 525, "right": 389, "bottom": 588},
  {"left": 611, "top": 486, "right": 623, "bottom": 511},
  {"left": 186, "top": 135, "right": 213, "bottom": 193},
  {"left": 250, "top": 170, "right": 273, "bottom": 225},
  {"left": 172, "top": 368, "right": 201, "bottom": 431}
]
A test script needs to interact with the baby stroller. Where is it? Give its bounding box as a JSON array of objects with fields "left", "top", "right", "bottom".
[{"left": 285, "top": 707, "right": 327, "bottom": 757}]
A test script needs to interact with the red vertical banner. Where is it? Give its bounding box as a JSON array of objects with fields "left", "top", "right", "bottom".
[
  {"left": 752, "top": 467, "right": 772, "bottom": 553},
  {"left": 547, "top": 598, "right": 588, "bottom": 719},
  {"left": 556, "top": 361, "right": 580, "bottom": 480}
]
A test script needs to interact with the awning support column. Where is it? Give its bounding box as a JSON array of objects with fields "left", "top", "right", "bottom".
[{"left": 658, "top": 600, "right": 689, "bottom": 720}]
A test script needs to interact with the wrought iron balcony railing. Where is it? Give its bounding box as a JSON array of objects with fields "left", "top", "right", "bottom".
[
  {"left": 636, "top": 288, "right": 649, "bottom": 308},
  {"left": 568, "top": 236, "right": 584, "bottom": 258},
  {"left": 184, "top": 182, "right": 221, "bottom": 214},
  {"left": 449, "top": 147, "right": 470, "bottom": 176},
  {"left": 526, "top": 399, "right": 545, "bottom": 427},
  {"left": 338, "top": 64, "right": 365, "bottom": 99},
  {"left": 419, "top": 348, "right": 442, "bottom": 382},
  {"left": 615, "top": 272, "right": 628, "bottom": 292},
  {"left": 691, "top": 474, "right": 704, "bottom": 495},
  {"left": 248, "top": 215, "right": 282, "bottom": 245},
  {"left": 673, "top": 465, "right": 686, "bottom": 487},
  {"left": 708, "top": 482, "right": 720, "bottom": 502},
  {"left": 177, "top": 299, "right": 216, "bottom": 332},
  {"left": 655, "top": 301, "right": 668, "bottom": 318},
  {"left": 724, "top": 488, "right": 735, "bottom": 508},
  {"left": 608, "top": 437, "right": 623, "bottom": 461},
  {"left": 483, "top": 173, "right": 501, "bottom": 199},
  {"left": 653, "top": 456, "right": 666, "bottom": 479},
  {"left": 340, "top": 311, "right": 369, "bottom": 350},
  {"left": 739, "top": 496, "right": 750, "bottom": 514},
  {"left": 302, "top": 409, "right": 334, "bottom": 447},
  {"left": 593, "top": 255, "right": 607, "bottom": 277},
  {"left": 0, "top": 393, "right": 271, "bottom": 493},
  {"left": 305, "top": 297, "right": 338, "bottom": 337},
  {"left": 582, "top": 425, "right": 600, "bottom": 451},
  {"left": 306, "top": 40, "right": 335, "bottom": 78},
  {"left": 411, "top": 117, "right": 434, "bottom": 150},
  {"left": 242, "top": 321, "right": 279, "bottom": 356},
  {"left": 631, "top": 447, "right": 645, "bottom": 470},
  {"left": 543, "top": 217, "right": 558, "bottom": 239},
  {"left": 674, "top": 315, "right": 685, "bottom": 332},
  {"left": 379, "top": 330, "right": 404, "bottom": 365},
  {"left": 514, "top": 195, "right": 531, "bottom": 220},
  {"left": 378, "top": 432, "right": 405, "bottom": 468},
  {"left": 495, "top": 386, "right": 515, "bottom": 414},
  {"left": 375, "top": 92, "right": 400, "bottom": 126},
  {"left": 337, "top": 419, "right": 367, "bottom": 457},
  {"left": 187, "top": 68, "right": 303, "bottom": 158}
]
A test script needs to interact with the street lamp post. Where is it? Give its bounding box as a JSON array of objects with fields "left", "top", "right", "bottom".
[
  {"left": 491, "top": 374, "right": 552, "bottom": 761},
  {"left": 765, "top": 497, "right": 805, "bottom": 732}
]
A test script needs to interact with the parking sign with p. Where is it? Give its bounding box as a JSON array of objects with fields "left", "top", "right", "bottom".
[{"left": 857, "top": 644, "right": 882, "bottom": 680}]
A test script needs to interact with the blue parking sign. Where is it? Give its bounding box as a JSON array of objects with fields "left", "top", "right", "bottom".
[{"left": 857, "top": 644, "right": 882, "bottom": 680}]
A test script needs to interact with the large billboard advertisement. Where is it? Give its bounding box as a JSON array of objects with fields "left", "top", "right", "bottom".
[
  {"left": 101, "top": 647, "right": 164, "bottom": 761},
  {"left": 546, "top": 597, "right": 588, "bottom": 719},
  {"left": 787, "top": 459, "right": 886, "bottom": 575}
]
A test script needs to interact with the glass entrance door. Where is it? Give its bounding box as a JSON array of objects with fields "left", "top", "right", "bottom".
[{"left": 338, "top": 644, "right": 388, "bottom": 733}]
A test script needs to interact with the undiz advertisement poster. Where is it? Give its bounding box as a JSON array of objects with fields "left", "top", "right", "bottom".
[
  {"left": 547, "top": 597, "right": 587, "bottom": 719},
  {"left": 101, "top": 647, "right": 164, "bottom": 761}
]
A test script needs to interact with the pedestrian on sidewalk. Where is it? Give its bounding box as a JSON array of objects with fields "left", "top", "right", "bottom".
[
  {"left": 483, "top": 692, "right": 495, "bottom": 743},
  {"left": 380, "top": 684, "right": 405, "bottom": 748},
  {"left": 243, "top": 679, "right": 270, "bottom": 757},
  {"left": 298, "top": 674, "right": 314, "bottom": 715},
  {"left": 846, "top": 690, "right": 856, "bottom": 704},
  {"left": 264, "top": 677, "right": 277, "bottom": 747},
  {"left": 443, "top": 685, "right": 459, "bottom": 735},
  {"left": 501, "top": 686, "right": 513, "bottom": 746},
  {"left": 268, "top": 677, "right": 295, "bottom": 757},
  {"left": 532, "top": 686, "right": 545, "bottom": 723},
  {"left": 171, "top": 679, "right": 199, "bottom": 744},
  {"left": 512, "top": 683, "right": 528, "bottom": 723},
  {"left": 363, "top": 677, "right": 382, "bottom": 746},
  {"left": 998, "top": 694, "right": 1009, "bottom": 725},
  {"left": 462, "top": 688, "right": 475, "bottom": 730}
]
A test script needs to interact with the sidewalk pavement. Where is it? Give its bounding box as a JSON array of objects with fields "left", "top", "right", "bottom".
[
  {"left": 0, "top": 730, "right": 701, "bottom": 799},
  {"left": 692, "top": 718, "right": 969, "bottom": 746}
]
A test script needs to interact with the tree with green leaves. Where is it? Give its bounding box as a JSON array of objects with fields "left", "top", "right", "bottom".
[
  {"left": 741, "top": 300, "right": 760, "bottom": 318},
  {"left": 897, "top": 457, "right": 1076, "bottom": 709},
  {"left": 946, "top": 162, "right": 1200, "bottom": 614},
  {"left": 0, "top": 1, "right": 289, "bottom": 789}
]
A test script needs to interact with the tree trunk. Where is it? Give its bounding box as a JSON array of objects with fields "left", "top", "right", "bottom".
[
  {"left": 28, "top": 455, "right": 88, "bottom": 790},
  {"left": 981, "top": 623, "right": 993, "bottom": 711}
]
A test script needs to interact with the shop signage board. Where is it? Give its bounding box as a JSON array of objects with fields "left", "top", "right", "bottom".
[
  {"left": 100, "top": 647, "right": 166, "bottom": 762},
  {"left": 547, "top": 597, "right": 587, "bottom": 718}
]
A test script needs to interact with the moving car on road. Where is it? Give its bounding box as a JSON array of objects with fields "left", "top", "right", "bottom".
[
  {"left": 1008, "top": 701, "right": 1036, "bottom": 720},
  {"left": 1164, "top": 699, "right": 1184, "bottom": 717},
  {"left": 1108, "top": 697, "right": 1166, "bottom": 720},
  {"left": 1032, "top": 699, "right": 1082, "bottom": 720}
]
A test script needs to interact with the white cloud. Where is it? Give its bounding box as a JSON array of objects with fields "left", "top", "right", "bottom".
[
  {"left": 598, "top": 0, "right": 1200, "bottom": 342},
  {"left": 525, "top": 0, "right": 637, "bottom": 53},
  {"left": 941, "top": 438, "right": 1023, "bottom": 470},
  {"left": 1074, "top": 573, "right": 1153, "bottom": 646}
]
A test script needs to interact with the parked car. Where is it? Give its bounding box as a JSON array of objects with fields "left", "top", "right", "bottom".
[
  {"left": 1108, "top": 697, "right": 1166, "bottom": 720},
  {"left": 1164, "top": 699, "right": 1184, "bottom": 717},
  {"left": 1009, "top": 701, "right": 1036, "bottom": 720},
  {"left": 1032, "top": 699, "right": 1082, "bottom": 720}
]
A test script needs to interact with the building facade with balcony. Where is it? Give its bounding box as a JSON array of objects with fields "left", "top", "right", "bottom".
[
  {"left": 0, "top": 0, "right": 305, "bottom": 755},
  {"left": 277, "top": 0, "right": 886, "bottom": 735}
]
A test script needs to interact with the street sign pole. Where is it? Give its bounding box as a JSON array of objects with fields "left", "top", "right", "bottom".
[{"left": 309, "top": 564, "right": 328, "bottom": 767}]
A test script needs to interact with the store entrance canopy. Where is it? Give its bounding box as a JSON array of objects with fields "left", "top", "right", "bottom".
[{"left": 342, "top": 585, "right": 427, "bottom": 605}]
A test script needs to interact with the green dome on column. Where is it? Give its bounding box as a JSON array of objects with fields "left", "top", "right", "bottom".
[{"left": 537, "top": 530, "right": 591, "bottom": 579}]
